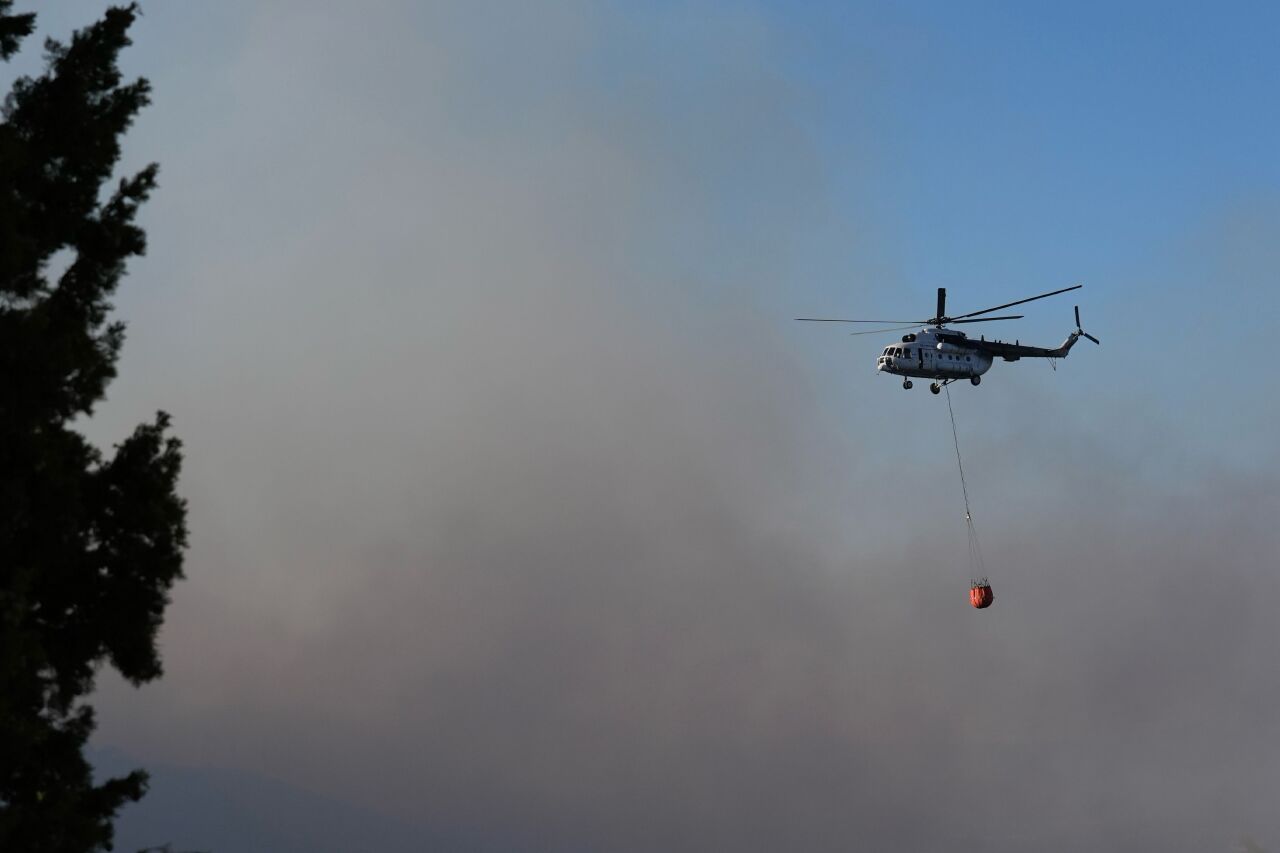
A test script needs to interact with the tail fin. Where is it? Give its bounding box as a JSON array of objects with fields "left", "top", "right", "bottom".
[
  {"left": 1073, "top": 305, "right": 1100, "bottom": 345},
  {"left": 1051, "top": 305, "right": 1099, "bottom": 357}
]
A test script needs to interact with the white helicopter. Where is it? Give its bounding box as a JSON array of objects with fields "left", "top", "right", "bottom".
[{"left": 797, "top": 284, "right": 1098, "bottom": 394}]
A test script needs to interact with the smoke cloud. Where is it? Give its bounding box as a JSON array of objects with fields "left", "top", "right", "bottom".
[{"left": 80, "top": 2, "right": 1280, "bottom": 850}]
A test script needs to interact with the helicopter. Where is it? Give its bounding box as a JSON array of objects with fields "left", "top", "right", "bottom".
[{"left": 796, "top": 284, "right": 1098, "bottom": 394}]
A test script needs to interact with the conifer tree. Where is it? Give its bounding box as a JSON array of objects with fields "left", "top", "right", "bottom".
[{"left": 0, "top": 4, "right": 187, "bottom": 849}]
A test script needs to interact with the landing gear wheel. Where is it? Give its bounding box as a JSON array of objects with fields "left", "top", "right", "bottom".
[
  {"left": 929, "top": 383, "right": 941, "bottom": 395},
  {"left": 970, "top": 375, "right": 981, "bottom": 386},
  {"left": 903, "top": 380, "right": 913, "bottom": 390}
]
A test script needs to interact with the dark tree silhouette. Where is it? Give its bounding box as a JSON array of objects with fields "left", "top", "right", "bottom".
[{"left": 0, "top": 4, "right": 187, "bottom": 850}]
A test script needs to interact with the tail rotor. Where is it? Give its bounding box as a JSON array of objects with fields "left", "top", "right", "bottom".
[{"left": 1074, "top": 305, "right": 1099, "bottom": 345}]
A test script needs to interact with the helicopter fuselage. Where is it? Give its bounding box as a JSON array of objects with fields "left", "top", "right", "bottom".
[{"left": 876, "top": 328, "right": 993, "bottom": 381}]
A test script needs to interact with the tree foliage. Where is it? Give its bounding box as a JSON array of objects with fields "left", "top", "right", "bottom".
[{"left": 0, "top": 3, "right": 187, "bottom": 849}]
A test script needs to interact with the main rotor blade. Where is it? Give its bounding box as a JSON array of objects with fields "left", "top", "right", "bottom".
[
  {"left": 949, "top": 314, "right": 1023, "bottom": 324},
  {"left": 795, "top": 318, "right": 924, "bottom": 324},
  {"left": 848, "top": 325, "right": 920, "bottom": 336},
  {"left": 948, "top": 284, "right": 1082, "bottom": 321}
]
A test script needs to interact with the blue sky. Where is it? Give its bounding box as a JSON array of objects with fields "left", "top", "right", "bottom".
[
  {"left": 763, "top": 0, "right": 1280, "bottom": 474},
  {"left": 785, "top": 0, "right": 1280, "bottom": 280}
]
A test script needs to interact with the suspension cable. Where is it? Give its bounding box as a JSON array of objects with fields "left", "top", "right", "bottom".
[{"left": 944, "top": 385, "right": 986, "bottom": 580}]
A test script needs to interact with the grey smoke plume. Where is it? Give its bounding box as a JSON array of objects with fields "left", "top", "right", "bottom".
[{"left": 83, "top": 2, "right": 1280, "bottom": 850}]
